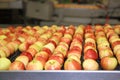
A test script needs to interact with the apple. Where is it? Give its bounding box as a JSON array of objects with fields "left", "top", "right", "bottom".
[
  {"left": 0, "top": 58, "right": 11, "bottom": 70},
  {"left": 0, "top": 46, "right": 11, "bottom": 57},
  {"left": 45, "top": 60, "right": 61, "bottom": 70},
  {"left": 9, "top": 61, "right": 25, "bottom": 70},
  {"left": 6, "top": 43, "right": 15, "bottom": 54},
  {"left": 60, "top": 37, "right": 71, "bottom": 45},
  {"left": 64, "top": 57, "right": 82, "bottom": 70},
  {"left": 84, "top": 46, "right": 97, "bottom": 54},
  {"left": 64, "top": 34, "right": 72, "bottom": 40},
  {"left": 15, "top": 55, "right": 29, "bottom": 66},
  {"left": 65, "top": 28, "right": 74, "bottom": 35},
  {"left": 26, "top": 59, "right": 44, "bottom": 70},
  {"left": 68, "top": 55, "right": 81, "bottom": 63},
  {"left": 48, "top": 36, "right": 60, "bottom": 46},
  {"left": 96, "top": 37, "right": 108, "bottom": 45},
  {"left": 34, "top": 56, "right": 46, "bottom": 66},
  {"left": 100, "top": 56, "right": 118, "bottom": 70},
  {"left": 34, "top": 41, "right": 45, "bottom": 51},
  {"left": 111, "top": 40, "right": 120, "bottom": 53},
  {"left": 8, "top": 42, "right": 19, "bottom": 52},
  {"left": 53, "top": 32, "right": 63, "bottom": 38},
  {"left": 26, "top": 48, "right": 37, "bottom": 57},
  {"left": 73, "top": 33, "right": 83, "bottom": 41},
  {"left": 19, "top": 42, "right": 30, "bottom": 52},
  {"left": 43, "top": 43, "right": 55, "bottom": 53},
  {"left": 42, "top": 47, "right": 52, "bottom": 57},
  {"left": 35, "top": 51, "right": 49, "bottom": 61},
  {"left": 109, "top": 34, "right": 119, "bottom": 43},
  {"left": 0, "top": 49, "right": 6, "bottom": 57},
  {"left": 75, "top": 25, "right": 84, "bottom": 34},
  {"left": 84, "top": 49, "right": 98, "bottom": 60},
  {"left": 20, "top": 51, "right": 33, "bottom": 61},
  {"left": 83, "top": 59, "right": 99, "bottom": 70},
  {"left": 85, "top": 38, "right": 95, "bottom": 44},
  {"left": 114, "top": 25, "right": 120, "bottom": 35},
  {"left": 25, "top": 36, "right": 37, "bottom": 45},
  {"left": 84, "top": 42, "right": 96, "bottom": 49},
  {"left": 99, "top": 48, "right": 113, "bottom": 59},
  {"left": 29, "top": 44, "right": 41, "bottom": 53},
  {"left": 49, "top": 55, "right": 64, "bottom": 65},
  {"left": 67, "top": 49, "right": 81, "bottom": 59},
  {"left": 54, "top": 44, "right": 68, "bottom": 57}
]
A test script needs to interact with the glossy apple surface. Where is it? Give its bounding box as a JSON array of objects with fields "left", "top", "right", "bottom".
[
  {"left": 83, "top": 59, "right": 99, "bottom": 70},
  {"left": 0, "top": 58, "right": 11, "bottom": 70},
  {"left": 100, "top": 56, "right": 118, "bottom": 70}
]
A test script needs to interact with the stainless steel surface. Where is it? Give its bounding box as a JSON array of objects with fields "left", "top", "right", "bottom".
[{"left": 0, "top": 71, "right": 120, "bottom": 80}]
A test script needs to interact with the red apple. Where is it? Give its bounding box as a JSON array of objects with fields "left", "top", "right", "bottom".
[
  {"left": 9, "top": 61, "right": 25, "bottom": 70},
  {"left": 19, "top": 42, "right": 30, "bottom": 52},
  {"left": 15, "top": 55, "right": 29, "bottom": 66},
  {"left": 34, "top": 56, "right": 46, "bottom": 66},
  {"left": 20, "top": 51, "right": 33, "bottom": 61},
  {"left": 60, "top": 37, "right": 71, "bottom": 45},
  {"left": 64, "top": 58, "right": 82, "bottom": 70},
  {"left": 49, "top": 55, "right": 64, "bottom": 65},
  {"left": 45, "top": 60, "right": 61, "bottom": 70},
  {"left": 67, "top": 49, "right": 81, "bottom": 59},
  {"left": 100, "top": 56, "right": 118, "bottom": 70},
  {"left": 84, "top": 49, "right": 98, "bottom": 60},
  {"left": 83, "top": 59, "right": 99, "bottom": 70},
  {"left": 35, "top": 51, "right": 49, "bottom": 61},
  {"left": 26, "top": 48, "right": 37, "bottom": 57}
]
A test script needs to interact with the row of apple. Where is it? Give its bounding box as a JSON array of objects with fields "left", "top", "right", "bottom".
[
  {"left": 0, "top": 25, "right": 53, "bottom": 58},
  {"left": 9, "top": 25, "right": 66, "bottom": 70},
  {"left": 28, "top": 26, "right": 66, "bottom": 70},
  {"left": 104, "top": 24, "right": 120, "bottom": 64},
  {"left": 95, "top": 25, "right": 118, "bottom": 70},
  {"left": 83, "top": 25, "right": 99, "bottom": 70},
  {"left": 0, "top": 24, "right": 119, "bottom": 70},
  {"left": 64, "top": 25, "right": 84, "bottom": 70},
  {"left": 45, "top": 25, "right": 75, "bottom": 70}
]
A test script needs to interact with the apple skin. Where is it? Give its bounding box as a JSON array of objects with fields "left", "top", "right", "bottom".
[
  {"left": 60, "top": 37, "right": 71, "bottom": 45},
  {"left": 100, "top": 56, "right": 118, "bottom": 70},
  {"left": 42, "top": 47, "right": 52, "bottom": 57},
  {"left": 49, "top": 55, "right": 64, "bottom": 65},
  {"left": 19, "top": 42, "right": 30, "bottom": 52},
  {"left": 0, "top": 58, "right": 11, "bottom": 70},
  {"left": 64, "top": 58, "right": 82, "bottom": 70},
  {"left": 83, "top": 59, "right": 99, "bottom": 70},
  {"left": 15, "top": 55, "right": 29, "bottom": 67},
  {"left": 20, "top": 51, "right": 33, "bottom": 61},
  {"left": 111, "top": 41, "right": 120, "bottom": 54},
  {"left": 9, "top": 61, "right": 25, "bottom": 70},
  {"left": 34, "top": 56, "right": 46, "bottom": 66},
  {"left": 67, "top": 49, "right": 81, "bottom": 59},
  {"left": 26, "top": 48, "right": 37, "bottom": 57},
  {"left": 84, "top": 49, "right": 98, "bottom": 60},
  {"left": 35, "top": 51, "right": 49, "bottom": 61},
  {"left": 99, "top": 48, "right": 113, "bottom": 59},
  {"left": 45, "top": 60, "right": 61, "bottom": 70},
  {"left": 0, "top": 49, "right": 7, "bottom": 57},
  {"left": 73, "top": 33, "right": 83, "bottom": 42},
  {"left": 26, "top": 59, "right": 44, "bottom": 70}
]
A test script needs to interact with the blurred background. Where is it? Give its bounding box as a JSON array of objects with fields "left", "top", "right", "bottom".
[{"left": 0, "top": 0, "right": 120, "bottom": 26}]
